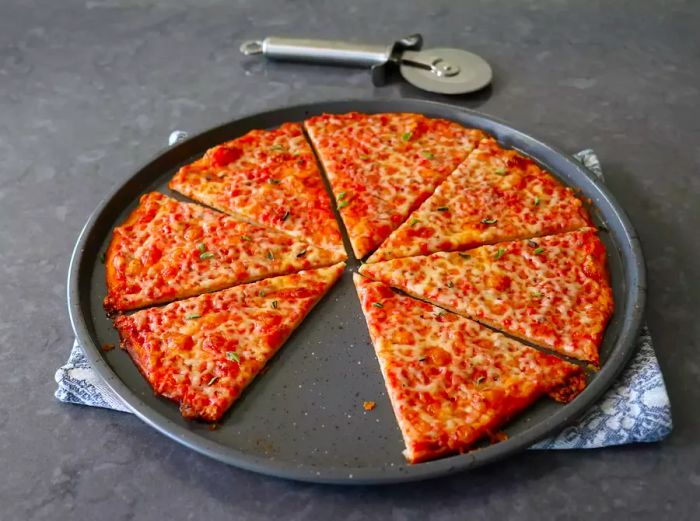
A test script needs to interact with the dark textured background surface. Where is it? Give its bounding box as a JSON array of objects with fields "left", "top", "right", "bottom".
[{"left": 1, "top": 0, "right": 698, "bottom": 519}]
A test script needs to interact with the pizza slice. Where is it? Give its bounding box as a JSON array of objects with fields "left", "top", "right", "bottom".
[
  {"left": 367, "top": 137, "right": 592, "bottom": 263},
  {"left": 115, "top": 263, "right": 344, "bottom": 421},
  {"left": 304, "top": 112, "right": 485, "bottom": 258},
  {"left": 104, "top": 192, "right": 344, "bottom": 313},
  {"left": 360, "top": 229, "right": 613, "bottom": 364},
  {"left": 354, "top": 274, "right": 585, "bottom": 463},
  {"left": 169, "top": 122, "right": 346, "bottom": 257}
]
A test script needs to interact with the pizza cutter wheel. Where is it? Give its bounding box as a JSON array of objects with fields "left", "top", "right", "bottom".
[{"left": 240, "top": 34, "right": 492, "bottom": 95}]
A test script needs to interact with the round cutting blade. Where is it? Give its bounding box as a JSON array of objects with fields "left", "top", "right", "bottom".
[{"left": 399, "top": 47, "right": 492, "bottom": 95}]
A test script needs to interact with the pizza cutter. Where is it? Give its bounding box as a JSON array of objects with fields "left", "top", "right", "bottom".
[{"left": 239, "top": 34, "right": 492, "bottom": 95}]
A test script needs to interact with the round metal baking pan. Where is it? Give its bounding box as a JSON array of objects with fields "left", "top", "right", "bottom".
[{"left": 67, "top": 99, "right": 645, "bottom": 484}]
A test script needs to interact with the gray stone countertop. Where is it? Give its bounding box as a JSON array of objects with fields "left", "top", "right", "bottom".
[{"left": 1, "top": 0, "right": 698, "bottom": 519}]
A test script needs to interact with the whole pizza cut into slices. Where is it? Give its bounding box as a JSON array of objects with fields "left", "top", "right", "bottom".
[
  {"left": 367, "top": 137, "right": 592, "bottom": 263},
  {"left": 354, "top": 274, "right": 585, "bottom": 464},
  {"left": 169, "top": 122, "right": 346, "bottom": 257},
  {"left": 360, "top": 228, "right": 613, "bottom": 364},
  {"left": 104, "top": 192, "right": 344, "bottom": 313},
  {"left": 114, "top": 263, "right": 345, "bottom": 421},
  {"left": 304, "top": 112, "right": 485, "bottom": 258}
]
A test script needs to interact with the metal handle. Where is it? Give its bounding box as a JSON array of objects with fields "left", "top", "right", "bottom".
[{"left": 240, "top": 37, "right": 391, "bottom": 68}]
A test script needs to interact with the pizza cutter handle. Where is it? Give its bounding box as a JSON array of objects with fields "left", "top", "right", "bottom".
[{"left": 240, "top": 37, "right": 390, "bottom": 67}]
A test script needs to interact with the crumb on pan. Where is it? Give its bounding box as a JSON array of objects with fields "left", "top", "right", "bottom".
[{"left": 488, "top": 431, "right": 509, "bottom": 443}]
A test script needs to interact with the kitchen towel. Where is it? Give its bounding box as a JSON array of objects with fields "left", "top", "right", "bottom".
[{"left": 55, "top": 137, "right": 673, "bottom": 449}]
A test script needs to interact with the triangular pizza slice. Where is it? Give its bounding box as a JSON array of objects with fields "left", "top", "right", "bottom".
[
  {"left": 104, "top": 192, "right": 344, "bottom": 313},
  {"left": 360, "top": 229, "right": 612, "bottom": 364},
  {"left": 368, "top": 137, "right": 592, "bottom": 263},
  {"left": 304, "top": 112, "right": 485, "bottom": 258},
  {"left": 354, "top": 274, "right": 585, "bottom": 463},
  {"left": 169, "top": 122, "right": 346, "bottom": 257},
  {"left": 115, "top": 263, "right": 345, "bottom": 421}
]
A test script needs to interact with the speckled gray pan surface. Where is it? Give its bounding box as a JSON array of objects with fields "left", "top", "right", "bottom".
[{"left": 68, "top": 99, "right": 645, "bottom": 484}]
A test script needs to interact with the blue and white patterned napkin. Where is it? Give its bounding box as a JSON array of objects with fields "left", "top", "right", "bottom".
[{"left": 55, "top": 144, "right": 672, "bottom": 449}]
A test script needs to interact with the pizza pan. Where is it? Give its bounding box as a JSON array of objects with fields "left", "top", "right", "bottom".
[{"left": 67, "top": 99, "right": 645, "bottom": 485}]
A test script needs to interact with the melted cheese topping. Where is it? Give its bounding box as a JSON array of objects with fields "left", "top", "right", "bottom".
[
  {"left": 304, "top": 113, "right": 485, "bottom": 258},
  {"left": 104, "top": 193, "right": 343, "bottom": 312},
  {"left": 169, "top": 122, "right": 346, "bottom": 257},
  {"left": 368, "top": 138, "right": 592, "bottom": 263},
  {"left": 360, "top": 229, "right": 612, "bottom": 364},
  {"left": 115, "top": 263, "right": 344, "bottom": 421},
  {"left": 354, "top": 275, "right": 583, "bottom": 463}
]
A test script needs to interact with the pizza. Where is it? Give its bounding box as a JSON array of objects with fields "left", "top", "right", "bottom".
[
  {"left": 304, "top": 112, "right": 485, "bottom": 258},
  {"left": 360, "top": 229, "right": 613, "bottom": 364},
  {"left": 114, "top": 263, "right": 344, "bottom": 421},
  {"left": 104, "top": 192, "right": 344, "bottom": 313},
  {"left": 168, "top": 122, "right": 346, "bottom": 257},
  {"left": 101, "top": 112, "right": 614, "bottom": 461},
  {"left": 367, "top": 137, "right": 592, "bottom": 263},
  {"left": 354, "top": 274, "right": 585, "bottom": 463}
]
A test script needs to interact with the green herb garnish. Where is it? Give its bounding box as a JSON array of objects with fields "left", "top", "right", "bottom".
[
  {"left": 267, "top": 250, "right": 275, "bottom": 261},
  {"left": 458, "top": 253, "right": 471, "bottom": 260},
  {"left": 207, "top": 376, "right": 219, "bottom": 386},
  {"left": 337, "top": 200, "right": 350, "bottom": 210},
  {"left": 532, "top": 290, "right": 543, "bottom": 298},
  {"left": 271, "top": 300, "right": 278, "bottom": 309},
  {"left": 270, "top": 144, "right": 285, "bottom": 152},
  {"left": 226, "top": 352, "right": 240, "bottom": 363},
  {"left": 494, "top": 248, "right": 505, "bottom": 260},
  {"left": 475, "top": 376, "right": 485, "bottom": 384},
  {"left": 534, "top": 196, "right": 541, "bottom": 206},
  {"left": 409, "top": 218, "right": 420, "bottom": 226},
  {"left": 447, "top": 281, "right": 455, "bottom": 288},
  {"left": 401, "top": 131, "right": 412, "bottom": 141},
  {"left": 422, "top": 151, "right": 434, "bottom": 159},
  {"left": 336, "top": 191, "right": 347, "bottom": 201},
  {"left": 495, "top": 168, "right": 507, "bottom": 176},
  {"left": 199, "top": 252, "right": 214, "bottom": 260},
  {"left": 372, "top": 302, "right": 384, "bottom": 309},
  {"left": 185, "top": 313, "right": 201, "bottom": 320},
  {"left": 241, "top": 235, "right": 252, "bottom": 241},
  {"left": 534, "top": 247, "right": 545, "bottom": 255},
  {"left": 258, "top": 290, "right": 265, "bottom": 297},
  {"left": 481, "top": 218, "right": 498, "bottom": 225},
  {"left": 197, "top": 243, "right": 206, "bottom": 253},
  {"left": 296, "top": 249, "right": 307, "bottom": 258}
]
